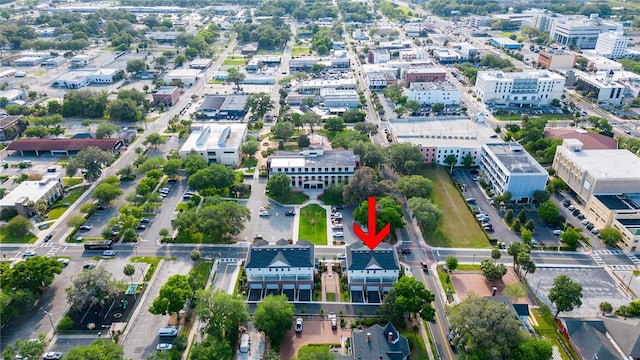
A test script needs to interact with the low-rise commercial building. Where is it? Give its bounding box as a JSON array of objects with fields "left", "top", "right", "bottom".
[
  {"left": 298, "top": 79, "right": 357, "bottom": 94},
  {"left": 407, "top": 81, "right": 461, "bottom": 106},
  {"left": 330, "top": 51, "right": 350, "bottom": 69},
  {"left": 346, "top": 242, "right": 400, "bottom": 304},
  {"left": 163, "top": 69, "right": 200, "bottom": 86},
  {"left": 6, "top": 138, "right": 122, "bottom": 156},
  {"left": 267, "top": 150, "right": 359, "bottom": 189},
  {"left": 489, "top": 37, "right": 521, "bottom": 50},
  {"left": 0, "top": 115, "right": 26, "bottom": 141},
  {"left": 0, "top": 176, "right": 64, "bottom": 217},
  {"left": 320, "top": 88, "right": 359, "bottom": 108},
  {"left": 289, "top": 58, "right": 318, "bottom": 72},
  {"left": 480, "top": 142, "right": 548, "bottom": 202},
  {"left": 470, "top": 16, "right": 492, "bottom": 28},
  {"left": 575, "top": 72, "right": 625, "bottom": 105},
  {"left": 188, "top": 58, "right": 212, "bottom": 69},
  {"left": 179, "top": 123, "right": 247, "bottom": 166},
  {"left": 195, "top": 95, "right": 249, "bottom": 120},
  {"left": 15, "top": 56, "right": 46, "bottom": 67},
  {"left": 474, "top": 70, "right": 565, "bottom": 106},
  {"left": 537, "top": 51, "right": 577, "bottom": 69},
  {"left": 152, "top": 86, "right": 180, "bottom": 105},
  {"left": 403, "top": 67, "right": 447, "bottom": 85},
  {"left": 366, "top": 71, "right": 397, "bottom": 90},
  {"left": 41, "top": 56, "right": 67, "bottom": 68},
  {"left": 69, "top": 54, "right": 98, "bottom": 68},
  {"left": 368, "top": 49, "right": 391, "bottom": 64},
  {"left": 433, "top": 49, "right": 459, "bottom": 64},
  {"left": 245, "top": 239, "right": 315, "bottom": 302}
]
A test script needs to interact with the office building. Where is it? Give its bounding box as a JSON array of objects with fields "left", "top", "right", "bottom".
[
  {"left": 320, "top": 88, "right": 359, "bottom": 108},
  {"left": 195, "top": 95, "right": 249, "bottom": 120},
  {"left": 179, "top": 123, "right": 247, "bottom": 166},
  {"left": 163, "top": 69, "right": 200, "bottom": 86},
  {"left": 0, "top": 176, "right": 64, "bottom": 217},
  {"left": 474, "top": 70, "right": 565, "bottom": 106},
  {"left": 548, "top": 15, "right": 622, "bottom": 49},
  {"left": 406, "top": 81, "right": 461, "bottom": 106},
  {"left": 480, "top": 143, "right": 549, "bottom": 202},
  {"left": 366, "top": 71, "right": 397, "bottom": 90},
  {"left": 267, "top": 150, "right": 360, "bottom": 189},
  {"left": 575, "top": 72, "right": 625, "bottom": 105},
  {"left": 489, "top": 37, "right": 521, "bottom": 50},
  {"left": 595, "top": 31, "right": 629, "bottom": 59},
  {"left": 368, "top": 49, "right": 391, "bottom": 64},
  {"left": 152, "top": 86, "right": 180, "bottom": 105},
  {"left": 298, "top": 79, "right": 357, "bottom": 95},
  {"left": 403, "top": 67, "right": 447, "bottom": 85},
  {"left": 537, "top": 51, "right": 577, "bottom": 70}
]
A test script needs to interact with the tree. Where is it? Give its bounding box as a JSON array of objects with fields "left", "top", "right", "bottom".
[
  {"left": 189, "top": 337, "right": 233, "bottom": 360},
  {"left": 2, "top": 256, "right": 63, "bottom": 296},
  {"left": 92, "top": 183, "right": 123, "bottom": 204},
  {"left": 154, "top": 55, "right": 168, "bottom": 69},
  {"left": 341, "top": 109, "right": 366, "bottom": 123},
  {"left": 323, "top": 117, "right": 345, "bottom": 133},
  {"left": 172, "top": 198, "right": 250, "bottom": 243},
  {"left": 507, "top": 242, "right": 531, "bottom": 276},
  {"left": 537, "top": 201, "right": 559, "bottom": 224},
  {"left": 517, "top": 209, "right": 527, "bottom": 223},
  {"left": 449, "top": 295, "right": 525, "bottom": 359},
  {"left": 106, "top": 98, "right": 142, "bottom": 122},
  {"left": 504, "top": 209, "right": 514, "bottom": 224},
  {"left": 2, "top": 335, "right": 46, "bottom": 360},
  {"left": 5, "top": 215, "right": 33, "bottom": 236},
  {"left": 149, "top": 274, "right": 191, "bottom": 321},
  {"left": 444, "top": 154, "right": 458, "bottom": 173},
  {"left": 353, "top": 197, "right": 405, "bottom": 235},
  {"left": 491, "top": 249, "right": 502, "bottom": 262},
  {"left": 532, "top": 190, "right": 551, "bottom": 204},
  {"left": 226, "top": 68, "right": 245, "bottom": 90},
  {"left": 271, "top": 121, "right": 295, "bottom": 142},
  {"left": 480, "top": 259, "right": 508, "bottom": 281},
  {"left": 331, "top": 130, "right": 369, "bottom": 150},
  {"left": 183, "top": 153, "right": 207, "bottom": 175},
  {"left": 598, "top": 301, "right": 613, "bottom": 316},
  {"left": 144, "top": 133, "right": 167, "bottom": 149},
  {"left": 342, "top": 167, "right": 394, "bottom": 205},
  {"left": 66, "top": 214, "right": 86, "bottom": 228},
  {"left": 163, "top": 159, "right": 182, "bottom": 177},
  {"left": 379, "top": 276, "right": 435, "bottom": 324},
  {"left": 254, "top": 294, "right": 295, "bottom": 348},
  {"left": 521, "top": 228, "right": 532, "bottom": 244},
  {"left": 397, "top": 175, "right": 433, "bottom": 199},
  {"left": 524, "top": 219, "right": 535, "bottom": 232},
  {"left": 446, "top": 255, "right": 458, "bottom": 272},
  {"left": 408, "top": 197, "right": 443, "bottom": 235},
  {"left": 351, "top": 141, "right": 387, "bottom": 169},
  {"left": 190, "top": 249, "right": 200, "bottom": 261},
  {"left": 95, "top": 121, "right": 120, "bottom": 139},
  {"left": 187, "top": 165, "right": 236, "bottom": 192},
  {"left": 73, "top": 146, "right": 115, "bottom": 181},
  {"left": 266, "top": 173, "right": 292, "bottom": 199},
  {"left": 126, "top": 58, "right": 148, "bottom": 73},
  {"left": 503, "top": 283, "right": 526, "bottom": 302},
  {"left": 431, "top": 103, "right": 444, "bottom": 114},
  {"left": 387, "top": 143, "right": 424, "bottom": 175},
  {"left": 302, "top": 111, "right": 323, "bottom": 132},
  {"left": 246, "top": 92, "right": 274, "bottom": 120},
  {"left": 353, "top": 122, "right": 378, "bottom": 136},
  {"left": 195, "top": 289, "right": 249, "bottom": 342},
  {"left": 123, "top": 264, "right": 135, "bottom": 285},
  {"left": 241, "top": 140, "right": 259, "bottom": 158},
  {"left": 62, "top": 339, "right": 124, "bottom": 360},
  {"left": 599, "top": 226, "right": 623, "bottom": 247},
  {"left": 66, "top": 266, "right": 118, "bottom": 311},
  {"left": 549, "top": 274, "right": 583, "bottom": 318},
  {"left": 511, "top": 338, "right": 553, "bottom": 360},
  {"left": 560, "top": 227, "right": 581, "bottom": 249},
  {"left": 297, "top": 134, "right": 310, "bottom": 148}
]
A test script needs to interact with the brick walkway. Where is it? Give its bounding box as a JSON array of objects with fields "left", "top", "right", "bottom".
[{"left": 321, "top": 263, "right": 341, "bottom": 302}]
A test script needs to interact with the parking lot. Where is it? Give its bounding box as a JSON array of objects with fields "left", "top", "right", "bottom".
[{"left": 279, "top": 319, "right": 350, "bottom": 360}]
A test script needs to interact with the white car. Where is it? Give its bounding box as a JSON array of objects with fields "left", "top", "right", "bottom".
[
  {"left": 295, "top": 318, "right": 303, "bottom": 332},
  {"left": 331, "top": 212, "right": 343, "bottom": 219},
  {"left": 568, "top": 205, "right": 576, "bottom": 211},
  {"left": 333, "top": 232, "right": 344, "bottom": 237},
  {"left": 156, "top": 343, "right": 173, "bottom": 351},
  {"left": 43, "top": 352, "right": 63, "bottom": 360},
  {"left": 337, "top": 253, "right": 346, "bottom": 260},
  {"left": 259, "top": 210, "right": 269, "bottom": 216},
  {"left": 102, "top": 250, "right": 116, "bottom": 256},
  {"left": 552, "top": 230, "right": 563, "bottom": 235},
  {"left": 57, "top": 258, "right": 69, "bottom": 266},
  {"left": 22, "top": 250, "right": 37, "bottom": 258},
  {"left": 332, "top": 224, "right": 343, "bottom": 229}
]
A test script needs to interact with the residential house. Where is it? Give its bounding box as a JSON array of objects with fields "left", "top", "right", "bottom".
[
  {"left": 351, "top": 323, "right": 411, "bottom": 360},
  {"left": 346, "top": 242, "right": 400, "bottom": 303},
  {"left": 558, "top": 319, "right": 625, "bottom": 360}
]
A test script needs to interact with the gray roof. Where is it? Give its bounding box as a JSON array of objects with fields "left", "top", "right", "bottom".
[
  {"left": 483, "top": 142, "right": 546, "bottom": 174},
  {"left": 347, "top": 242, "right": 399, "bottom": 271},
  {"left": 270, "top": 150, "right": 359, "bottom": 168},
  {"left": 220, "top": 95, "right": 249, "bottom": 111},
  {"left": 245, "top": 239, "right": 314, "bottom": 269},
  {"left": 352, "top": 323, "right": 410, "bottom": 360},
  {"left": 197, "top": 96, "right": 226, "bottom": 112},
  {"left": 487, "top": 296, "right": 529, "bottom": 317},
  {"left": 563, "top": 319, "right": 623, "bottom": 360},
  {"left": 603, "top": 317, "right": 640, "bottom": 358}
]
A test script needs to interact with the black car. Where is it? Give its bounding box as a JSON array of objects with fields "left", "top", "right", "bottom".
[
  {"left": 586, "top": 224, "right": 594, "bottom": 231},
  {"left": 572, "top": 209, "right": 581, "bottom": 216},
  {"left": 562, "top": 200, "right": 571, "bottom": 207},
  {"left": 577, "top": 214, "right": 585, "bottom": 220},
  {"left": 285, "top": 210, "right": 295, "bottom": 216},
  {"left": 140, "top": 218, "right": 151, "bottom": 223},
  {"left": 136, "top": 225, "right": 146, "bottom": 231},
  {"left": 44, "top": 234, "right": 53, "bottom": 242},
  {"left": 400, "top": 249, "right": 411, "bottom": 255}
]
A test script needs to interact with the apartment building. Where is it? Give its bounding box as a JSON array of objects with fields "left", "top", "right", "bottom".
[
  {"left": 266, "top": 150, "right": 360, "bottom": 189},
  {"left": 480, "top": 143, "right": 548, "bottom": 202},
  {"left": 346, "top": 242, "right": 400, "bottom": 304},
  {"left": 474, "top": 70, "right": 565, "bottom": 106}
]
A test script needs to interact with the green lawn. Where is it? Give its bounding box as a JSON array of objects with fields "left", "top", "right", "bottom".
[
  {"left": 292, "top": 46, "right": 311, "bottom": 56},
  {"left": 191, "top": 260, "right": 213, "bottom": 285},
  {"left": 494, "top": 113, "right": 575, "bottom": 122},
  {"left": 456, "top": 264, "right": 481, "bottom": 271},
  {"left": 319, "top": 191, "right": 342, "bottom": 205},
  {"left": 269, "top": 191, "right": 309, "bottom": 205},
  {"left": 297, "top": 344, "right": 339, "bottom": 359},
  {"left": 240, "top": 157, "right": 258, "bottom": 168},
  {"left": 437, "top": 267, "right": 456, "bottom": 295},
  {"left": 47, "top": 185, "right": 91, "bottom": 220},
  {"left": 531, "top": 307, "right": 579, "bottom": 360},
  {"left": 131, "top": 256, "right": 165, "bottom": 282},
  {"left": 326, "top": 292, "right": 336, "bottom": 302},
  {"left": 208, "top": 79, "right": 225, "bottom": 84},
  {"left": 223, "top": 55, "right": 246, "bottom": 66},
  {"left": 399, "top": 325, "right": 428, "bottom": 360},
  {"left": 62, "top": 177, "right": 84, "bottom": 187},
  {"left": 0, "top": 228, "right": 37, "bottom": 244},
  {"left": 418, "top": 166, "right": 489, "bottom": 248},
  {"left": 298, "top": 204, "right": 327, "bottom": 245}
]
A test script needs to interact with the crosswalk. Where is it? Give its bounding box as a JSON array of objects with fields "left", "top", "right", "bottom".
[
  {"left": 592, "top": 249, "right": 624, "bottom": 255},
  {"left": 628, "top": 254, "right": 640, "bottom": 267},
  {"left": 590, "top": 249, "right": 639, "bottom": 270},
  {"left": 590, "top": 253, "right": 606, "bottom": 266},
  {"left": 609, "top": 265, "right": 637, "bottom": 271},
  {"left": 219, "top": 258, "right": 238, "bottom": 263}
]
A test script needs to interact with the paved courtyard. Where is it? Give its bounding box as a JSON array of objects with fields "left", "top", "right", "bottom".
[
  {"left": 451, "top": 268, "right": 532, "bottom": 305},
  {"left": 279, "top": 319, "right": 350, "bottom": 360}
]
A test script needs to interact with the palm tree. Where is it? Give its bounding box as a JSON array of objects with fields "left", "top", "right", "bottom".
[{"left": 123, "top": 264, "right": 135, "bottom": 285}]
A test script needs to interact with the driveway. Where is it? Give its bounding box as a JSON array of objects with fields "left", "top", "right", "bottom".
[{"left": 279, "top": 319, "right": 351, "bottom": 360}]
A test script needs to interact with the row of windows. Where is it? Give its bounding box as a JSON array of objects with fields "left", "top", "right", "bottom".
[{"left": 276, "top": 167, "right": 353, "bottom": 173}]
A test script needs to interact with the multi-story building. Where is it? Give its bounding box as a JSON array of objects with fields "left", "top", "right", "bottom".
[
  {"left": 433, "top": 49, "right": 459, "bottom": 64},
  {"left": 406, "top": 81, "right": 461, "bottom": 106},
  {"left": 298, "top": 79, "right": 357, "bottom": 95},
  {"left": 548, "top": 15, "right": 623, "bottom": 49},
  {"left": 474, "top": 70, "right": 565, "bottom": 107},
  {"left": 152, "top": 86, "right": 180, "bottom": 106},
  {"left": 586, "top": 194, "right": 640, "bottom": 252},
  {"left": 451, "top": 43, "right": 478, "bottom": 61},
  {"left": 575, "top": 73, "right": 625, "bottom": 105},
  {"left": 0, "top": 175, "right": 64, "bottom": 217},
  {"left": 330, "top": 51, "right": 350, "bottom": 69},
  {"left": 552, "top": 139, "right": 640, "bottom": 204},
  {"left": 489, "top": 37, "right": 521, "bottom": 50},
  {"left": 0, "top": 115, "right": 26, "bottom": 141},
  {"left": 289, "top": 58, "right": 318, "bottom": 72},
  {"left": 320, "top": 88, "right": 359, "bottom": 108},
  {"left": 595, "top": 31, "right": 629, "bottom": 59},
  {"left": 537, "top": 51, "right": 577, "bottom": 69},
  {"left": 368, "top": 49, "right": 391, "bottom": 64},
  {"left": 480, "top": 143, "right": 549, "bottom": 202},
  {"left": 244, "top": 239, "right": 315, "bottom": 302},
  {"left": 346, "top": 242, "right": 400, "bottom": 304},
  {"left": 266, "top": 150, "right": 359, "bottom": 189},
  {"left": 365, "top": 71, "right": 397, "bottom": 90},
  {"left": 179, "top": 123, "right": 247, "bottom": 166},
  {"left": 470, "top": 16, "right": 492, "bottom": 28},
  {"left": 403, "top": 67, "right": 447, "bottom": 85}
]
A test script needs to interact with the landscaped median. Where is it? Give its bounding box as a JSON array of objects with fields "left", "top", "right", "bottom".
[{"left": 298, "top": 204, "right": 327, "bottom": 245}]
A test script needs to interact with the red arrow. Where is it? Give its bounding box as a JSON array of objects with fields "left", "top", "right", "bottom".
[{"left": 354, "top": 196, "right": 391, "bottom": 250}]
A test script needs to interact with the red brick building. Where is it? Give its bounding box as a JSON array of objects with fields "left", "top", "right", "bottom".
[
  {"left": 403, "top": 68, "right": 447, "bottom": 85},
  {"left": 152, "top": 86, "right": 180, "bottom": 105}
]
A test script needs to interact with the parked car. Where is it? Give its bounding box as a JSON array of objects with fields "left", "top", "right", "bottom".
[
  {"left": 577, "top": 214, "right": 585, "bottom": 220},
  {"left": 337, "top": 253, "right": 346, "bottom": 260},
  {"left": 140, "top": 218, "right": 151, "bottom": 224},
  {"left": 285, "top": 210, "right": 295, "bottom": 216},
  {"left": 591, "top": 228, "right": 599, "bottom": 234},
  {"left": 563, "top": 200, "right": 571, "bottom": 207},
  {"left": 83, "top": 263, "right": 96, "bottom": 269},
  {"left": 57, "top": 258, "right": 69, "bottom": 266},
  {"left": 581, "top": 219, "right": 589, "bottom": 225},
  {"left": 465, "top": 198, "right": 476, "bottom": 203},
  {"left": 79, "top": 225, "right": 92, "bottom": 231},
  {"left": 103, "top": 250, "right": 116, "bottom": 256},
  {"left": 255, "top": 234, "right": 263, "bottom": 240},
  {"left": 400, "top": 249, "right": 411, "bottom": 255},
  {"left": 331, "top": 212, "right": 343, "bottom": 219},
  {"left": 568, "top": 205, "right": 576, "bottom": 211},
  {"left": 586, "top": 224, "right": 594, "bottom": 231},
  {"left": 333, "top": 231, "right": 344, "bottom": 237},
  {"left": 43, "top": 352, "right": 64, "bottom": 360},
  {"left": 330, "top": 313, "right": 337, "bottom": 329},
  {"left": 259, "top": 210, "right": 269, "bottom": 216},
  {"left": 332, "top": 224, "right": 343, "bottom": 229},
  {"left": 552, "top": 230, "right": 563, "bottom": 235},
  {"left": 136, "top": 225, "right": 146, "bottom": 231},
  {"left": 295, "top": 318, "right": 303, "bottom": 332},
  {"left": 572, "top": 210, "right": 581, "bottom": 216},
  {"left": 156, "top": 344, "right": 173, "bottom": 351}
]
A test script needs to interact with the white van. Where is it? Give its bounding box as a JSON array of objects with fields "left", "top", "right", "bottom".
[
  {"left": 239, "top": 334, "right": 249, "bottom": 353},
  {"left": 158, "top": 328, "right": 177, "bottom": 337}
]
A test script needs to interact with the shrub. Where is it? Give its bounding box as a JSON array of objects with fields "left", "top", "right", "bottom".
[{"left": 58, "top": 316, "right": 74, "bottom": 330}]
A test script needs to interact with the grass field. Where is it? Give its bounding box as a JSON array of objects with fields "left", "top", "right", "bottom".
[
  {"left": 500, "top": 32, "right": 526, "bottom": 42},
  {"left": 0, "top": 228, "right": 37, "bottom": 244},
  {"left": 326, "top": 292, "right": 336, "bottom": 302},
  {"left": 298, "top": 204, "right": 327, "bottom": 245},
  {"left": 418, "top": 166, "right": 490, "bottom": 248},
  {"left": 62, "top": 177, "right": 83, "bottom": 187},
  {"left": 494, "top": 113, "right": 575, "bottom": 122},
  {"left": 437, "top": 267, "right": 456, "bottom": 294},
  {"left": 456, "top": 264, "right": 481, "bottom": 271},
  {"left": 223, "top": 55, "right": 246, "bottom": 66},
  {"left": 48, "top": 185, "right": 90, "bottom": 220},
  {"left": 269, "top": 191, "right": 309, "bottom": 205},
  {"left": 292, "top": 46, "right": 311, "bottom": 56},
  {"left": 399, "top": 325, "right": 428, "bottom": 360}
]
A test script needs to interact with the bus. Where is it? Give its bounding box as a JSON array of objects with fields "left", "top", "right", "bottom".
[{"left": 83, "top": 240, "right": 113, "bottom": 250}]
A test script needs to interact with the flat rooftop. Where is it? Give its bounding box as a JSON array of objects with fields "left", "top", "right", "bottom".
[
  {"left": 484, "top": 142, "right": 547, "bottom": 174},
  {"left": 558, "top": 147, "right": 640, "bottom": 180},
  {"left": 269, "top": 150, "right": 359, "bottom": 168},
  {"left": 595, "top": 194, "right": 640, "bottom": 211},
  {"left": 180, "top": 123, "right": 246, "bottom": 152},
  {"left": 409, "top": 81, "right": 458, "bottom": 91},
  {"left": 155, "top": 86, "right": 179, "bottom": 94},
  {"left": 390, "top": 119, "right": 498, "bottom": 148},
  {"left": 0, "top": 176, "right": 60, "bottom": 207}
]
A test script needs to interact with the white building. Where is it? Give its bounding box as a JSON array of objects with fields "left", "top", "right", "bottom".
[
  {"left": 346, "top": 242, "right": 400, "bottom": 303},
  {"left": 407, "top": 81, "right": 461, "bottom": 106},
  {"left": 330, "top": 51, "right": 350, "bottom": 69},
  {"left": 188, "top": 58, "right": 212, "bottom": 69},
  {"left": 163, "top": 69, "right": 200, "bottom": 86},
  {"left": 0, "top": 176, "right": 63, "bottom": 217},
  {"left": 245, "top": 239, "right": 315, "bottom": 302},
  {"left": 474, "top": 70, "right": 565, "bottom": 107},
  {"left": 368, "top": 49, "right": 391, "bottom": 64},
  {"left": 365, "top": 71, "right": 396, "bottom": 90},
  {"left": 298, "top": 79, "right": 357, "bottom": 94},
  {"left": 320, "top": 88, "right": 359, "bottom": 108},
  {"left": 575, "top": 72, "right": 625, "bottom": 105},
  {"left": 88, "top": 68, "right": 123, "bottom": 84},
  {"left": 480, "top": 143, "right": 549, "bottom": 202},
  {"left": 267, "top": 150, "right": 360, "bottom": 189},
  {"left": 548, "top": 15, "right": 623, "bottom": 50},
  {"left": 179, "top": 123, "right": 247, "bottom": 166},
  {"left": 595, "top": 31, "right": 629, "bottom": 59}
]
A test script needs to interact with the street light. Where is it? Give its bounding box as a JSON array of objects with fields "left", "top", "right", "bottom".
[{"left": 44, "top": 310, "right": 55, "bottom": 333}]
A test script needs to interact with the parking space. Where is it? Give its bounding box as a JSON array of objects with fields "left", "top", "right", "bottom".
[
  {"left": 279, "top": 319, "right": 351, "bottom": 360},
  {"left": 248, "top": 201, "right": 296, "bottom": 243}
]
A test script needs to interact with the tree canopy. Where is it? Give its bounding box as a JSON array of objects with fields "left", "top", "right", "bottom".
[
  {"left": 342, "top": 166, "right": 394, "bottom": 205},
  {"left": 407, "top": 197, "right": 443, "bottom": 235},
  {"left": 353, "top": 196, "right": 404, "bottom": 235},
  {"left": 173, "top": 197, "right": 251, "bottom": 243},
  {"left": 548, "top": 274, "right": 583, "bottom": 318},
  {"left": 397, "top": 175, "right": 433, "bottom": 199},
  {"left": 266, "top": 173, "right": 292, "bottom": 199},
  {"left": 379, "top": 276, "right": 435, "bottom": 324},
  {"left": 387, "top": 143, "right": 424, "bottom": 175},
  {"left": 70, "top": 146, "right": 115, "bottom": 181},
  {"left": 254, "top": 294, "right": 295, "bottom": 348},
  {"left": 149, "top": 274, "right": 191, "bottom": 321},
  {"left": 63, "top": 339, "right": 124, "bottom": 360},
  {"left": 195, "top": 289, "right": 249, "bottom": 345},
  {"left": 187, "top": 165, "right": 236, "bottom": 193},
  {"left": 66, "top": 266, "right": 118, "bottom": 312}
]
